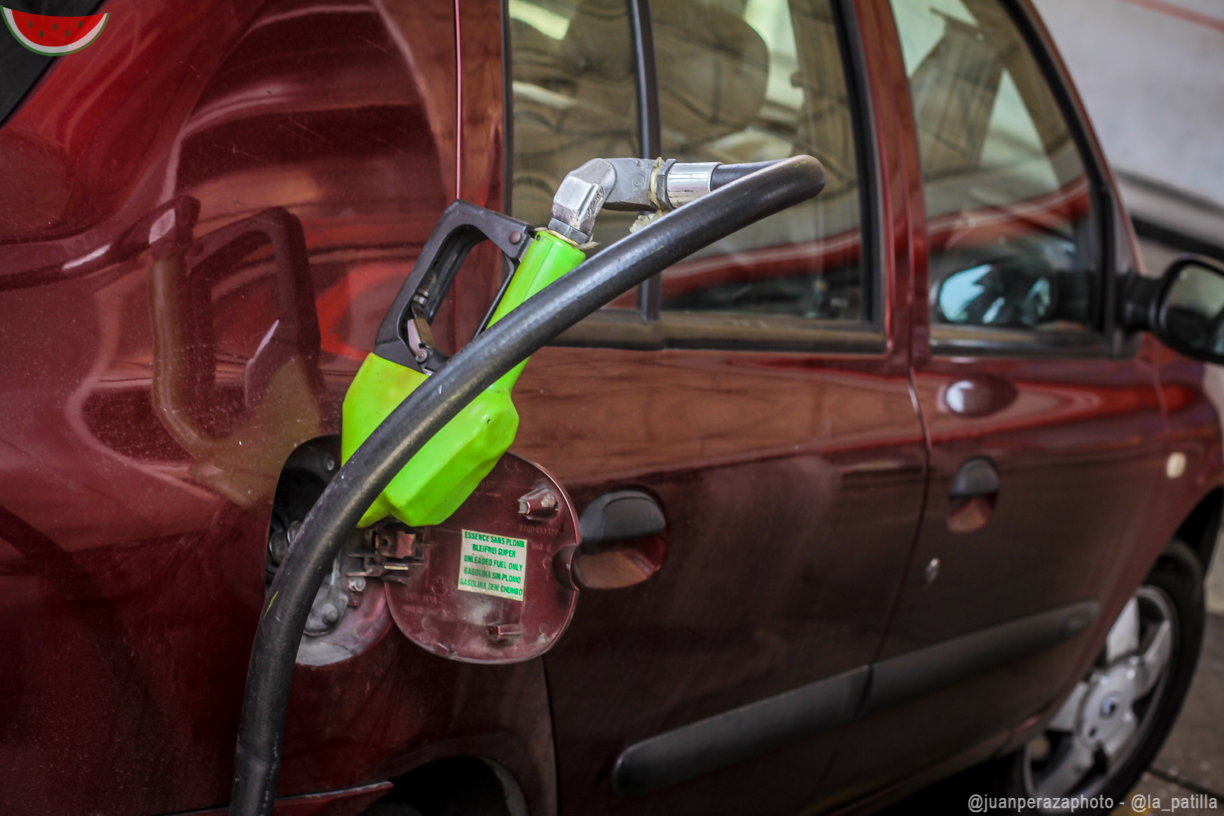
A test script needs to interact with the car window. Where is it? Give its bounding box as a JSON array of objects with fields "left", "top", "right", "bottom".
[
  {"left": 0, "top": 1, "right": 103, "bottom": 126},
  {"left": 506, "top": 0, "right": 641, "bottom": 257},
  {"left": 889, "top": 0, "right": 1098, "bottom": 336},
  {"left": 656, "top": 0, "right": 867, "bottom": 324}
]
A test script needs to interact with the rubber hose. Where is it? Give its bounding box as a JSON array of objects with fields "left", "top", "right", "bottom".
[
  {"left": 229, "top": 155, "right": 826, "bottom": 816},
  {"left": 710, "top": 161, "right": 779, "bottom": 190}
]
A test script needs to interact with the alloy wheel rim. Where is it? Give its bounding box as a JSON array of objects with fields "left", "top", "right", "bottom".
[{"left": 1021, "top": 586, "right": 1177, "bottom": 810}]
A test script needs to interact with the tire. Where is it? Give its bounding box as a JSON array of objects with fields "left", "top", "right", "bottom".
[{"left": 978, "top": 539, "right": 1206, "bottom": 814}]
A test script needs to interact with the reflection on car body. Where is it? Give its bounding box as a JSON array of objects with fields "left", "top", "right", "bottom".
[{"left": 0, "top": 0, "right": 1220, "bottom": 815}]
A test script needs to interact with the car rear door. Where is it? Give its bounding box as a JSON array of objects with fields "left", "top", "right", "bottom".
[
  {"left": 810, "top": 0, "right": 1171, "bottom": 807},
  {"left": 494, "top": 0, "right": 927, "bottom": 812}
]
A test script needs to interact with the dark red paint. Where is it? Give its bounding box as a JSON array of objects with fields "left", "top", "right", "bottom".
[
  {"left": 0, "top": 0, "right": 1217, "bottom": 815},
  {"left": 0, "top": 2, "right": 552, "bottom": 814}
]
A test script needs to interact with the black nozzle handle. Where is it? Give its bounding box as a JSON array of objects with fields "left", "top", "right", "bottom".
[
  {"left": 228, "top": 155, "right": 826, "bottom": 816},
  {"left": 373, "top": 201, "right": 533, "bottom": 367}
]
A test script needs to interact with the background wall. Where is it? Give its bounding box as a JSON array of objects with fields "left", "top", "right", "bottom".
[{"left": 1032, "top": 0, "right": 1224, "bottom": 210}]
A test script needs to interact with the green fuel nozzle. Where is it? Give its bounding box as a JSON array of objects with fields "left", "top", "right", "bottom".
[
  {"left": 341, "top": 205, "right": 584, "bottom": 528},
  {"left": 342, "top": 158, "right": 777, "bottom": 528}
]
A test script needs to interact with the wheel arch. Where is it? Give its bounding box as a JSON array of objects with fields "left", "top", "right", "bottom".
[
  {"left": 363, "top": 755, "right": 531, "bottom": 816},
  {"left": 1175, "top": 487, "right": 1222, "bottom": 571}
]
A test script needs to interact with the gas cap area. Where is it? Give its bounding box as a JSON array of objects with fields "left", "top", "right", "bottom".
[
  {"left": 268, "top": 443, "right": 580, "bottom": 667},
  {"left": 268, "top": 439, "right": 396, "bottom": 667},
  {"left": 384, "top": 453, "right": 581, "bottom": 664}
]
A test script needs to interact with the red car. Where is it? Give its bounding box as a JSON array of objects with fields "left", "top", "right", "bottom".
[{"left": 1, "top": 0, "right": 1222, "bottom": 814}]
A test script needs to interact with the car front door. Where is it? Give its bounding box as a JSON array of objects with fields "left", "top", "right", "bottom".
[
  {"left": 494, "top": 0, "right": 928, "bottom": 812},
  {"left": 810, "top": 0, "right": 1170, "bottom": 807}
]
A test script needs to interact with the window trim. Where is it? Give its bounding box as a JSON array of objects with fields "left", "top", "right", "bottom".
[
  {"left": 1010, "top": 0, "right": 1126, "bottom": 358},
  {"left": 930, "top": 324, "right": 1110, "bottom": 358},
  {"left": 530, "top": 0, "right": 887, "bottom": 354},
  {"left": 837, "top": 0, "right": 885, "bottom": 341},
  {"left": 917, "top": 0, "right": 1119, "bottom": 359},
  {"left": 628, "top": 0, "right": 663, "bottom": 320},
  {"left": 554, "top": 306, "right": 888, "bottom": 354}
]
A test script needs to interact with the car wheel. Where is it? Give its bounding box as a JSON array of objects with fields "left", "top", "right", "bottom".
[{"left": 1001, "top": 539, "right": 1206, "bottom": 813}]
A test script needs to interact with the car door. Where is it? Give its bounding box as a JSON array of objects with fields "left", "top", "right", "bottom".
[
  {"left": 810, "top": 0, "right": 1170, "bottom": 807},
  {"left": 494, "top": 0, "right": 927, "bottom": 813}
]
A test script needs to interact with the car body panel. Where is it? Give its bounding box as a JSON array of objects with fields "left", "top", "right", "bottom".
[
  {"left": 487, "top": 2, "right": 929, "bottom": 811},
  {"left": 0, "top": 0, "right": 1219, "bottom": 814},
  {"left": 810, "top": 0, "right": 1223, "bottom": 809},
  {"left": 0, "top": 2, "right": 556, "bottom": 814}
]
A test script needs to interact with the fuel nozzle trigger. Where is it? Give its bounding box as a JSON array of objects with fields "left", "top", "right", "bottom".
[{"left": 372, "top": 200, "right": 535, "bottom": 373}]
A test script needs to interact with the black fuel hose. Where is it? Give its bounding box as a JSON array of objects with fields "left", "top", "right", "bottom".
[
  {"left": 229, "top": 155, "right": 826, "bottom": 816},
  {"left": 710, "top": 161, "right": 778, "bottom": 190}
]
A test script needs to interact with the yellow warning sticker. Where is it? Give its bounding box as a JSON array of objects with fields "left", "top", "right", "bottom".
[{"left": 458, "top": 529, "right": 527, "bottom": 602}]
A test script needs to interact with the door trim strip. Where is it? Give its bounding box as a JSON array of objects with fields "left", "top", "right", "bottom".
[
  {"left": 612, "top": 666, "right": 871, "bottom": 797},
  {"left": 611, "top": 599, "right": 1100, "bottom": 797}
]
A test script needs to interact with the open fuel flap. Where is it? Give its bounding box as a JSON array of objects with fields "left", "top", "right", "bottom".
[
  {"left": 380, "top": 453, "right": 579, "bottom": 663},
  {"left": 268, "top": 444, "right": 580, "bottom": 666}
]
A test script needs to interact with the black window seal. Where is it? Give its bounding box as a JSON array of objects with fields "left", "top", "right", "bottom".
[
  {"left": 0, "top": 58, "right": 54, "bottom": 129},
  {"left": 501, "top": 0, "right": 514, "bottom": 219},
  {"left": 1006, "top": 0, "right": 1133, "bottom": 359},
  {"left": 628, "top": 0, "right": 662, "bottom": 320},
  {"left": 1007, "top": 0, "right": 1115, "bottom": 336},
  {"left": 925, "top": 0, "right": 1118, "bottom": 359},
  {"left": 553, "top": 308, "right": 888, "bottom": 355},
  {"left": 834, "top": 0, "right": 884, "bottom": 335}
]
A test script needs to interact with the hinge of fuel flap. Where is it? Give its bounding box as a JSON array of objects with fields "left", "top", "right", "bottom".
[{"left": 346, "top": 524, "right": 427, "bottom": 585}]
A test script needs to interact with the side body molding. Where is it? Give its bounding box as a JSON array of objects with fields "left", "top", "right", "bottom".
[
  {"left": 862, "top": 599, "right": 1099, "bottom": 716},
  {"left": 612, "top": 667, "right": 871, "bottom": 797},
  {"left": 611, "top": 600, "right": 1100, "bottom": 797}
]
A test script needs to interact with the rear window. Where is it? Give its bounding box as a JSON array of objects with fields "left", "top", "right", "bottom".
[{"left": 0, "top": 1, "right": 103, "bottom": 125}]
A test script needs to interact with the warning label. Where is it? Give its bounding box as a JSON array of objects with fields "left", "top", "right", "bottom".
[{"left": 457, "top": 529, "right": 527, "bottom": 602}]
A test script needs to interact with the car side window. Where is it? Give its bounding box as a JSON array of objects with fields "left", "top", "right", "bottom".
[
  {"left": 507, "top": 0, "right": 642, "bottom": 258},
  {"left": 889, "top": 0, "right": 1098, "bottom": 336},
  {"left": 656, "top": 0, "right": 867, "bottom": 323}
]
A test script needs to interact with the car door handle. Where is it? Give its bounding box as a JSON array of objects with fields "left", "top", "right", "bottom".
[
  {"left": 947, "top": 457, "right": 999, "bottom": 533},
  {"left": 949, "top": 457, "right": 999, "bottom": 500},
  {"left": 560, "top": 490, "right": 668, "bottom": 590},
  {"left": 580, "top": 490, "right": 666, "bottom": 547}
]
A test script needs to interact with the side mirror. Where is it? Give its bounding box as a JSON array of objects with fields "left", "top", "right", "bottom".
[{"left": 1125, "top": 256, "right": 1224, "bottom": 363}]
